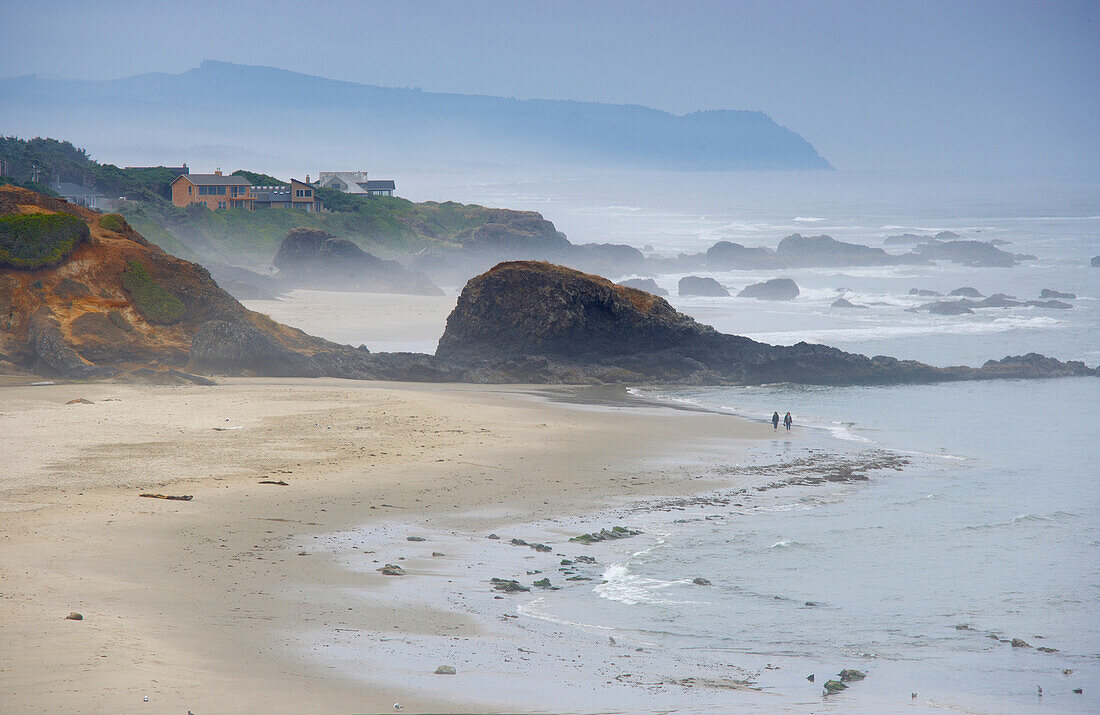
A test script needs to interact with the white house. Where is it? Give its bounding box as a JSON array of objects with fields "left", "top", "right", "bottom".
[
  {"left": 316, "top": 171, "right": 395, "bottom": 197},
  {"left": 316, "top": 171, "right": 370, "bottom": 194}
]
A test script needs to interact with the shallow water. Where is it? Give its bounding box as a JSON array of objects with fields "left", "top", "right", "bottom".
[{"left": 288, "top": 169, "right": 1099, "bottom": 711}]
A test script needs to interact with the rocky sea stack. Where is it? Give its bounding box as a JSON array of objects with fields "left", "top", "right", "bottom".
[
  {"left": 435, "top": 261, "right": 1097, "bottom": 384},
  {"left": 274, "top": 228, "right": 442, "bottom": 295},
  {"left": 437, "top": 262, "right": 703, "bottom": 362}
]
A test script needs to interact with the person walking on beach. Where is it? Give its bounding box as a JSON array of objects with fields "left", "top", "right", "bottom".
[
  {"left": 784, "top": 412, "right": 793, "bottom": 431},
  {"left": 772, "top": 411, "right": 780, "bottom": 430}
]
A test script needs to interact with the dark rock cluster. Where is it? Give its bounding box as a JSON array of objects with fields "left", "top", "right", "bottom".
[{"left": 274, "top": 228, "right": 442, "bottom": 295}]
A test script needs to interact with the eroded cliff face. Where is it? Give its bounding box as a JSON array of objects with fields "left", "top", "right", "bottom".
[{"left": 0, "top": 186, "right": 330, "bottom": 379}]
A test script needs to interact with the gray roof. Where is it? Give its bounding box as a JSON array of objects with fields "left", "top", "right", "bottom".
[
  {"left": 175, "top": 173, "right": 251, "bottom": 186},
  {"left": 52, "top": 182, "right": 104, "bottom": 197},
  {"left": 363, "top": 180, "right": 395, "bottom": 190}
]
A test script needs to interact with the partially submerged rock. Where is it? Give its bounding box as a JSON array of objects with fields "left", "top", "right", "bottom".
[
  {"left": 1010, "top": 638, "right": 1031, "bottom": 648},
  {"left": 839, "top": 669, "right": 866, "bottom": 682},
  {"left": 831, "top": 298, "right": 866, "bottom": 309},
  {"left": 378, "top": 564, "right": 407, "bottom": 576},
  {"left": 678, "top": 275, "right": 729, "bottom": 297},
  {"left": 949, "top": 286, "right": 983, "bottom": 297},
  {"left": 434, "top": 665, "right": 456, "bottom": 675},
  {"left": 1040, "top": 288, "right": 1075, "bottom": 300},
  {"left": 738, "top": 278, "right": 799, "bottom": 301},
  {"left": 692, "top": 577, "right": 712, "bottom": 586},
  {"left": 823, "top": 679, "right": 847, "bottom": 694},
  {"left": 490, "top": 578, "right": 530, "bottom": 593},
  {"left": 926, "top": 301, "right": 974, "bottom": 315},
  {"left": 617, "top": 277, "right": 668, "bottom": 296},
  {"left": 569, "top": 526, "right": 642, "bottom": 544}
]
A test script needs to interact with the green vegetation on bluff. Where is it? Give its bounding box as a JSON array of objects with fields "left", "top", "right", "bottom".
[
  {"left": 232, "top": 170, "right": 286, "bottom": 186},
  {"left": 99, "top": 213, "right": 126, "bottom": 232},
  {"left": 0, "top": 213, "right": 90, "bottom": 269},
  {"left": 121, "top": 260, "right": 186, "bottom": 324},
  {"left": 121, "top": 191, "right": 497, "bottom": 265},
  {"left": 0, "top": 135, "right": 506, "bottom": 265},
  {"left": 0, "top": 137, "right": 178, "bottom": 203}
]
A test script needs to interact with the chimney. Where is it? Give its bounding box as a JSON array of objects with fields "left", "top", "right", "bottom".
[
  {"left": 305, "top": 174, "right": 310, "bottom": 184},
  {"left": 214, "top": 168, "right": 222, "bottom": 176}
]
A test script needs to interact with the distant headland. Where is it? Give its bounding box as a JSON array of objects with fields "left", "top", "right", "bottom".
[{"left": 0, "top": 60, "right": 832, "bottom": 172}]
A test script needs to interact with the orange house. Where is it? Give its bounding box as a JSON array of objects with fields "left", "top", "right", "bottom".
[{"left": 170, "top": 170, "right": 254, "bottom": 210}]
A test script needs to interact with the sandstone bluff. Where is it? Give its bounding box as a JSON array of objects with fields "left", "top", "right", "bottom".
[{"left": 0, "top": 187, "right": 1095, "bottom": 386}]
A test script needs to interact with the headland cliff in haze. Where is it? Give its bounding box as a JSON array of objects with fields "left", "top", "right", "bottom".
[{"left": 0, "top": 60, "right": 832, "bottom": 172}]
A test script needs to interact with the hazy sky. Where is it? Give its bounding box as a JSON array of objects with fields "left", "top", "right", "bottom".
[{"left": 2, "top": 0, "right": 1097, "bottom": 172}]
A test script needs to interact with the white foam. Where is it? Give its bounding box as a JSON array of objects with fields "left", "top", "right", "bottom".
[
  {"left": 825, "top": 421, "right": 873, "bottom": 443},
  {"left": 744, "top": 314, "right": 1062, "bottom": 345},
  {"left": 594, "top": 563, "right": 698, "bottom": 606}
]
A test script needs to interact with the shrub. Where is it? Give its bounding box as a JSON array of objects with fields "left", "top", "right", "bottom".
[
  {"left": 121, "top": 260, "right": 185, "bottom": 324},
  {"left": 0, "top": 212, "right": 90, "bottom": 269},
  {"left": 99, "top": 213, "right": 126, "bottom": 232}
]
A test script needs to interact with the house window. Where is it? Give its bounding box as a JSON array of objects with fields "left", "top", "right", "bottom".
[
  {"left": 188, "top": 185, "right": 192, "bottom": 195},
  {"left": 218, "top": 201, "right": 226, "bottom": 210}
]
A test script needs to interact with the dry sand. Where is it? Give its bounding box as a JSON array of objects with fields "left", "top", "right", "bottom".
[{"left": 0, "top": 377, "right": 776, "bottom": 713}]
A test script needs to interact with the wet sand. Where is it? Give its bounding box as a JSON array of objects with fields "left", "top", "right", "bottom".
[{"left": 0, "top": 377, "right": 776, "bottom": 713}]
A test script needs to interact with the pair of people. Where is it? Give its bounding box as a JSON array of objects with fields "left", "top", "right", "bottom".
[{"left": 771, "top": 411, "right": 793, "bottom": 431}]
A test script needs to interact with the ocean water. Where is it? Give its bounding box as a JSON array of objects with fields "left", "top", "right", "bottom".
[{"left": 288, "top": 169, "right": 1099, "bottom": 711}]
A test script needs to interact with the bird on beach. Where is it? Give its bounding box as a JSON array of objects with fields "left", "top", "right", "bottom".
[
  {"left": 394, "top": 704, "right": 403, "bottom": 711},
  {"left": 1037, "top": 685, "right": 1043, "bottom": 696}
]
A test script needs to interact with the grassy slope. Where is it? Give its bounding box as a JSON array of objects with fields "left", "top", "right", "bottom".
[
  {"left": 120, "top": 195, "right": 497, "bottom": 266},
  {"left": 1, "top": 136, "right": 501, "bottom": 266}
]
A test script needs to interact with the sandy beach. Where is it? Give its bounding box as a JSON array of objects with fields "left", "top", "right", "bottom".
[{"left": 0, "top": 377, "right": 778, "bottom": 713}]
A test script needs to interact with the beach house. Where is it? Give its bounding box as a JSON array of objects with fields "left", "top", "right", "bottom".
[
  {"left": 50, "top": 182, "right": 112, "bottom": 210},
  {"left": 251, "top": 179, "right": 322, "bottom": 212},
  {"left": 171, "top": 171, "right": 255, "bottom": 210}
]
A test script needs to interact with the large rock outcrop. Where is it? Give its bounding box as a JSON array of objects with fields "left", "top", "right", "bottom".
[
  {"left": 775, "top": 234, "right": 899, "bottom": 267},
  {"left": 437, "top": 262, "right": 703, "bottom": 361},
  {"left": 705, "top": 241, "right": 774, "bottom": 270},
  {"left": 435, "top": 261, "right": 1097, "bottom": 385},
  {"left": 273, "top": 228, "right": 442, "bottom": 295},
  {"left": 912, "top": 240, "right": 1034, "bottom": 267}
]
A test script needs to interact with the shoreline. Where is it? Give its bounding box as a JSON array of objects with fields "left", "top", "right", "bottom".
[{"left": 0, "top": 377, "right": 784, "bottom": 713}]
